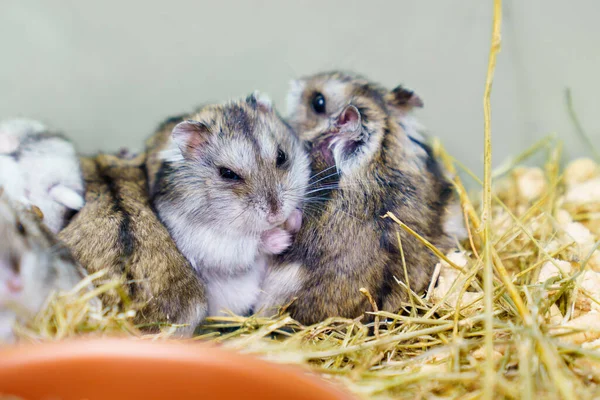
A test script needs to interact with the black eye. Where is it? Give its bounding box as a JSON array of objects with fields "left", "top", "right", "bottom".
[
  {"left": 219, "top": 167, "right": 242, "bottom": 181},
  {"left": 16, "top": 221, "right": 25, "bottom": 235},
  {"left": 276, "top": 149, "right": 287, "bottom": 168},
  {"left": 311, "top": 92, "right": 326, "bottom": 114}
]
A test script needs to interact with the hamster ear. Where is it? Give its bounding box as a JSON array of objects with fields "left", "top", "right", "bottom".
[
  {"left": 386, "top": 85, "right": 424, "bottom": 110},
  {"left": 336, "top": 105, "right": 361, "bottom": 132},
  {"left": 246, "top": 90, "right": 273, "bottom": 113},
  {"left": 172, "top": 120, "right": 211, "bottom": 159},
  {"left": 30, "top": 205, "right": 44, "bottom": 220}
]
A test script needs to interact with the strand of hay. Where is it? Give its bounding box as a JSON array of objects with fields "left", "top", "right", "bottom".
[{"left": 482, "top": 1, "right": 502, "bottom": 397}]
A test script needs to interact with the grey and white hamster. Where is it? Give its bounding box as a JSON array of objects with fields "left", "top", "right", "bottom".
[{"left": 146, "top": 93, "right": 310, "bottom": 317}]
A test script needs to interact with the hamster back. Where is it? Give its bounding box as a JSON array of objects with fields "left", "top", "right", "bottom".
[{"left": 58, "top": 153, "right": 208, "bottom": 335}]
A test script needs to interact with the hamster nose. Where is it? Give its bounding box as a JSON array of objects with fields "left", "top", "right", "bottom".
[
  {"left": 265, "top": 191, "right": 281, "bottom": 223},
  {"left": 0, "top": 257, "right": 23, "bottom": 293},
  {"left": 0, "top": 255, "right": 20, "bottom": 274}
]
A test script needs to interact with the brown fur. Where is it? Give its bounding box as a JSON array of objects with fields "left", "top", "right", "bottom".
[
  {"left": 258, "top": 72, "right": 459, "bottom": 324},
  {"left": 58, "top": 153, "right": 207, "bottom": 334}
]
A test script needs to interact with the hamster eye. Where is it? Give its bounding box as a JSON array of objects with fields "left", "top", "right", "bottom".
[
  {"left": 311, "top": 92, "right": 326, "bottom": 114},
  {"left": 16, "top": 221, "right": 26, "bottom": 235},
  {"left": 219, "top": 167, "right": 242, "bottom": 181},
  {"left": 276, "top": 148, "right": 288, "bottom": 168}
]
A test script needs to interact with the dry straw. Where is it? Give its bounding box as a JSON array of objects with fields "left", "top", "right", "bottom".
[{"left": 9, "top": 0, "right": 600, "bottom": 398}]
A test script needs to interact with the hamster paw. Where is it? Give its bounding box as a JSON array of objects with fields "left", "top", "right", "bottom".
[
  {"left": 283, "top": 208, "right": 302, "bottom": 233},
  {"left": 49, "top": 185, "right": 85, "bottom": 210},
  {"left": 0, "top": 133, "right": 20, "bottom": 154},
  {"left": 260, "top": 227, "right": 292, "bottom": 255}
]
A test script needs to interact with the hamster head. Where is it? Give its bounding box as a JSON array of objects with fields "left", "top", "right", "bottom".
[
  {"left": 307, "top": 99, "right": 387, "bottom": 178},
  {"left": 286, "top": 71, "right": 423, "bottom": 141},
  {"left": 160, "top": 93, "right": 310, "bottom": 236},
  {"left": 300, "top": 80, "right": 419, "bottom": 180},
  {"left": 292, "top": 72, "right": 466, "bottom": 241}
]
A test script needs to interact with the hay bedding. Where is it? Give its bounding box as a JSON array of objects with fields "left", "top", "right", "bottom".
[
  {"left": 10, "top": 148, "right": 600, "bottom": 399},
  {"left": 6, "top": 1, "right": 600, "bottom": 398}
]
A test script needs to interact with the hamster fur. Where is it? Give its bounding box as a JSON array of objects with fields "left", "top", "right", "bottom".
[
  {"left": 0, "top": 193, "right": 84, "bottom": 343},
  {"left": 145, "top": 93, "right": 309, "bottom": 317},
  {"left": 0, "top": 119, "right": 85, "bottom": 233},
  {"left": 256, "top": 74, "right": 462, "bottom": 324},
  {"left": 58, "top": 153, "right": 207, "bottom": 335}
]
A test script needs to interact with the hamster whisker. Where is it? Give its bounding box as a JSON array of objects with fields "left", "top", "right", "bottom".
[
  {"left": 288, "top": 171, "right": 340, "bottom": 192},
  {"left": 307, "top": 156, "right": 357, "bottom": 182},
  {"left": 303, "top": 197, "right": 331, "bottom": 204},
  {"left": 308, "top": 164, "right": 339, "bottom": 182},
  {"left": 282, "top": 193, "right": 330, "bottom": 203},
  {"left": 305, "top": 185, "right": 340, "bottom": 195},
  {"left": 306, "top": 173, "right": 341, "bottom": 189}
]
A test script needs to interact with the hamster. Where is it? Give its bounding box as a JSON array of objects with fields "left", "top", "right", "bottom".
[
  {"left": 145, "top": 93, "right": 310, "bottom": 317},
  {"left": 58, "top": 152, "right": 207, "bottom": 335},
  {"left": 286, "top": 71, "right": 466, "bottom": 240},
  {"left": 0, "top": 119, "right": 85, "bottom": 233},
  {"left": 255, "top": 74, "right": 463, "bottom": 324},
  {"left": 0, "top": 193, "right": 84, "bottom": 343}
]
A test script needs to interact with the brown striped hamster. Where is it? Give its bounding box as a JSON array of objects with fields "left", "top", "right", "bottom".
[
  {"left": 286, "top": 71, "right": 465, "bottom": 238},
  {"left": 145, "top": 93, "right": 309, "bottom": 317},
  {"left": 0, "top": 119, "right": 85, "bottom": 233},
  {"left": 0, "top": 193, "right": 84, "bottom": 343},
  {"left": 59, "top": 153, "right": 207, "bottom": 335},
  {"left": 256, "top": 75, "right": 462, "bottom": 324}
]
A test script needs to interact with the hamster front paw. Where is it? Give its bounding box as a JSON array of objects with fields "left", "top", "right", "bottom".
[
  {"left": 260, "top": 228, "right": 292, "bottom": 255},
  {"left": 49, "top": 185, "right": 85, "bottom": 210},
  {"left": 0, "top": 133, "right": 19, "bottom": 154},
  {"left": 283, "top": 208, "right": 302, "bottom": 233}
]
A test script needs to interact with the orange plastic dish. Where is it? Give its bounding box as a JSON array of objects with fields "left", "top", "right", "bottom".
[{"left": 0, "top": 338, "right": 355, "bottom": 400}]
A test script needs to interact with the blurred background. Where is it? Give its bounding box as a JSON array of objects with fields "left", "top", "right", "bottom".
[{"left": 1, "top": 1, "right": 598, "bottom": 176}]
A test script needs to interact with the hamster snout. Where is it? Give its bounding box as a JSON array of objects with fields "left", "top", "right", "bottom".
[{"left": 0, "top": 257, "right": 22, "bottom": 300}]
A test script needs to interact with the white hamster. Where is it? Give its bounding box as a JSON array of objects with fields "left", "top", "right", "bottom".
[{"left": 0, "top": 119, "right": 85, "bottom": 233}]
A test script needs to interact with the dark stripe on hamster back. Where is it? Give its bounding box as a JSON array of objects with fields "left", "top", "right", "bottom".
[
  {"left": 150, "top": 161, "right": 178, "bottom": 204},
  {"left": 407, "top": 136, "right": 453, "bottom": 204},
  {"left": 96, "top": 159, "right": 136, "bottom": 296}
]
